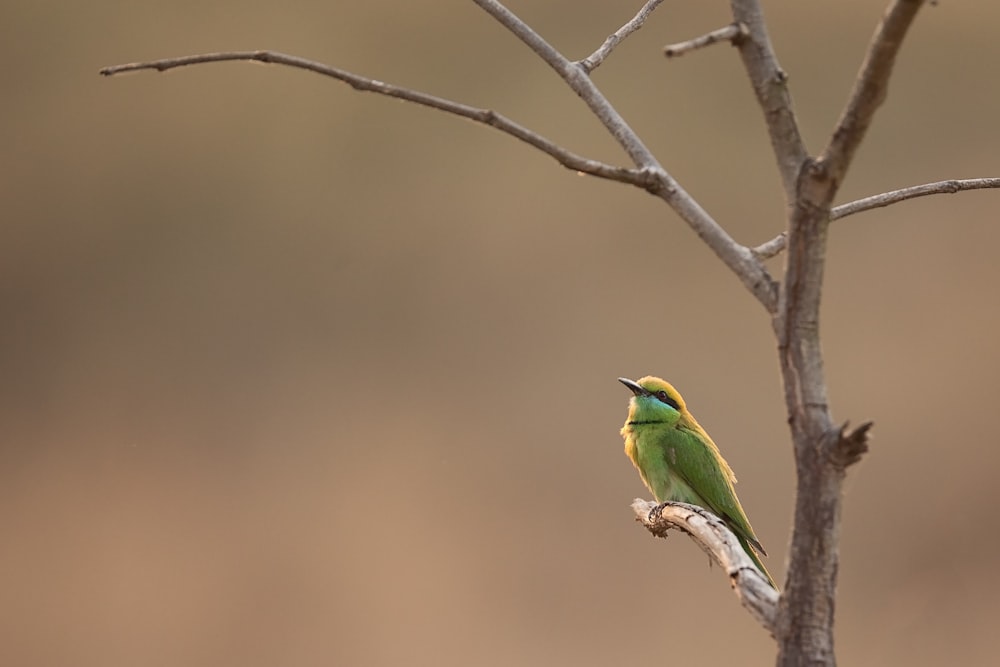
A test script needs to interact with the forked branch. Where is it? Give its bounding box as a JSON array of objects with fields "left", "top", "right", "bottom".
[
  {"left": 473, "top": 0, "right": 778, "bottom": 309},
  {"left": 472, "top": 0, "right": 660, "bottom": 169}
]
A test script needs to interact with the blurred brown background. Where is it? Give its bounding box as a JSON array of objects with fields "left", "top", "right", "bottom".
[{"left": 3, "top": 1, "right": 998, "bottom": 665}]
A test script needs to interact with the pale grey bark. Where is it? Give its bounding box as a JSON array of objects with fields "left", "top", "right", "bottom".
[{"left": 632, "top": 500, "right": 778, "bottom": 633}]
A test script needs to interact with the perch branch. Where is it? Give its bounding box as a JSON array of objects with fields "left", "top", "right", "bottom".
[
  {"left": 729, "top": 0, "right": 807, "bottom": 203},
  {"left": 751, "top": 177, "right": 1000, "bottom": 257},
  {"left": 578, "top": 0, "right": 666, "bottom": 73},
  {"left": 100, "top": 51, "right": 648, "bottom": 186},
  {"left": 664, "top": 23, "right": 747, "bottom": 58},
  {"left": 632, "top": 499, "right": 778, "bottom": 634},
  {"left": 822, "top": 0, "right": 925, "bottom": 181}
]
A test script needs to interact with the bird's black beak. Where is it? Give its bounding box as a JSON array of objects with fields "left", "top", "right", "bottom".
[{"left": 618, "top": 377, "right": 647, "bottom": 396}]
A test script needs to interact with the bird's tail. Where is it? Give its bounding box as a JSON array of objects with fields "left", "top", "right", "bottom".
[{"left": 737, "top": 534, "right": 778, "bottom": 589}]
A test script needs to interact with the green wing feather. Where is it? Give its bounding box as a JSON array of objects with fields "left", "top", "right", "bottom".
[
  {"left": 665, "top": 425, "right": 767, "bottom": 556},
  {"left": 663, "top": 425, "right": 777, "bottom": 587}
]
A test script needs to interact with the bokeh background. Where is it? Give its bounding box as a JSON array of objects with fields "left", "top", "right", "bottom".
[{"left": 3, "top": 1, "right": 998, "bottom": 665}]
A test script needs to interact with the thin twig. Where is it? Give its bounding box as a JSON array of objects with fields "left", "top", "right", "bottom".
[
  {"left": 752, "top": 177, "right": 1000, "bottom": 257},
  {"left": 632, "top": 499, "right": 778, "bottom": 634},
  {"left": 664, "top": 23, "right": 747, "bottom": 58},
  {"left": 822, "top": 0, "right": 925, "bottom": 180},
  {"left": 578, "top": 0, "right": 666, "bottom": 73},
  {"left": 751, "top": 233, "right": 787, "bottom": 260},
  {"left": 831, "top": 177, "right": 1000, "bottom": 220},
  {"left": 100, "top": 51, "right": 648, "bottom": 186},
  {"left": 729, "top": 0, "right": 807, "bottom": 204}
]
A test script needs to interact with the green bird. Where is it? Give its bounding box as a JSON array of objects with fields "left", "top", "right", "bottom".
[{"left": 619, "top": 376, "right": 776, "bottom": 588}]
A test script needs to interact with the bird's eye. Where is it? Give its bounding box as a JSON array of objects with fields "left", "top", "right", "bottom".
[{"left": 656, "top": 390, "right": 680, "bottom": 410}]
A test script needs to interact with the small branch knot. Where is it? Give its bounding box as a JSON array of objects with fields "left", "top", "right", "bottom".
[
  {"left": 828, "top": 420, "right": 873, "bottom": 469},
  {"left": 804, "top": 157, "right": 830, "bottom": 180},
  {"left": 730, "top": 22, "right": 750, "bottom": 47},
  {"left": 643, "top": 502, "right": 674, "bottom": 538}
]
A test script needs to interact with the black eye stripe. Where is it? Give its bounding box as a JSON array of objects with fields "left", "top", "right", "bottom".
[{"left": 655, "top": 390, "right": 680, "bottom": 410}]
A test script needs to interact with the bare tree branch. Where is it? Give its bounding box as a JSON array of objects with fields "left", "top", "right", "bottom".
[
  {"left": 100, "top": 51, "right": 649, "bottom": 186},
  {"left": 664, "top": 23, "right": 747, "bottom": 59},
  {"left": 101, "top": 2, "right": 779, "bottom": 311},
  {"left": 100, "top": 40, "right": 778, "bottom": 311},
  {"left": 729, "top": 0, "right": 807, "bottom": 204},
  {"left": 632, "top": 499, "right": 778, "bottom": 634},
  {"left": 578, "top": 0, "right": 666, "bottom": 73},
  {"left": 472, "top": 0, "right": 778, "bottom": 311},
  {"left": 752, "top": 177, "right": 1000, "bottom": 257},
  {"left": 822, "top": 0, "right": 925, "bottom": 182}
]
